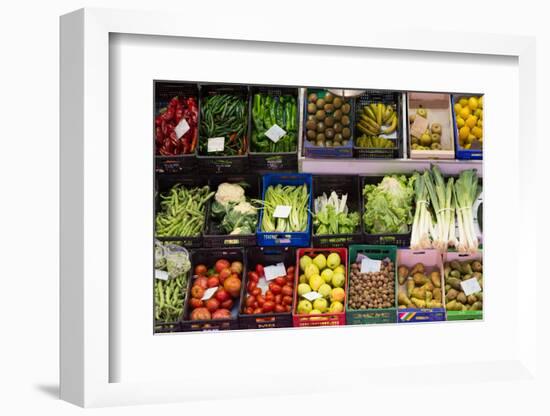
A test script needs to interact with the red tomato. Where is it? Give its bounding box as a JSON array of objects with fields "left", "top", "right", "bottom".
[
  {"left": 194, "top": 277, "right": 208, "bottom": 289},
  {"left": 247, "top": 281, "right": 257, "bottom": 293},
  {"left": 212, "top": 309, "right": 231, "bottom": 319},
  {"left": 255, "top": 264, "right": 264, "bottom": 277},
  {"left": 274, "top": 294, "right": 282, "bottom": 304},
  {"left": 214, "top": 288, "right": 230, "bottom": 303},
  {"left": 248, "top": 271, "right": 259, "bottom": 283},
  {"left": 256, "top": 295, "right": 266, "bottom": 307},
  {"left": 221, "top": 299, "right": 233, "bottom": 310},
  {"left": 245, "top": 307, "right": 254, "bottom": 315},
  {"left": 190, "top": 307, "right": 211, "bottom": 321},
  {"left": 245, "top": 295, "right": 256, "bottom": 308},
  {"left": 194, "top": 264, "right": 207, "bottom": 276},
  {"left": 281, "top": 285, "right": 293, "bottom": 297},
  {"left": 230, "top": 273, "right": 240, "bottom": 281},
  {"left": 251, "top": 288, "right": 261, "bottom": 297},
  {"left": 265, "top": 292, "right": 274, "bottom": 302},
  {"left": 252, "top": 301, "right": 258, "bottom": 309},
  {"left": 253, "top": 308, "right": 263, "bottom": 315},
  {"left": 223, "top": 276, "right": 242, "bottom": 298},
  {"left": 284, "top": 304, "right": 291, "bottom": 312},
  {"left": 219, "top": 268, "right": 231, "bottom": 283},
  {"left": 287, "top": 266, "right": 295, "bottom": 275},
  {"left": 230, "top": 261, "right": 243, "bottom": 274},
  {"left": 274, "top": 304, "right": 286, "bottom": 313},
  {"left": 262, "top": 301, "right": 275, "bottom": 313},
  {"left": 205, "top": 298, "right": 220, "bottom": 313},
  {"left": 207, "top": 276, "right": 220, "bottom": 288},
  {"left": 189, "top": 298, "right": 203, "bottom": 309},
  {"left": 282, "top": 295, "right": 293, "bottom": 305},
  {"left": 274, "top": 277, "right": 287, "bottom": 286},
  {"left": 269, "top": 283, "right": 282, "bottom": 295},
  {"left": 215, "top": 259, "right": 231, "bottom": 273},
  {"left": 191, "top": 285, "right": 205, "bottom": 299}
]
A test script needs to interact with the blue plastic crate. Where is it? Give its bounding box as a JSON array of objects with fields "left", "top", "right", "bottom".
[
  {"left": 451, "top": 94, "right": 483, "bottom": 160},
  {"left": 256, "top": 173, "right": 312, "bottom": 247}
]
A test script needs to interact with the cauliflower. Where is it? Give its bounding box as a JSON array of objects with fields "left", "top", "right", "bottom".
[
  {"left": 233, "top": 201, "right": 256, "bottom": 215},
  {"left": 214, "top": 183, "right": 245, "bottom": 207}
]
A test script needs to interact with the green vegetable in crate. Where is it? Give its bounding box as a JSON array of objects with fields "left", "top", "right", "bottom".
[
  {"left": 210, "top": 182, "right": 258, "bottom": 235},
  {"left": 355, "top": 134, "right": 395, "bottom": 149},
  {"left": 199, "top": 94, "right": 248, "bottom": 156},
  {"left": 251, "top": 93, "right": 298, "bottom": 153},
  {"left": 313, "top": 191, "right": 359, "bottom": 235},
  {"left": 155, "top": 184, "right": 214, "bottom": 237},
  {"left": 357, "top": 102, "right": 397, "bottom": 136},
  {"left": 363, "top": 175, "right": 415, "bottom": 234},
  {"left": 259, "top": 184, "right": 309, "bottom": 232},
  {"left": 444, "top": 258, "right": 483, "bottom": 312}
]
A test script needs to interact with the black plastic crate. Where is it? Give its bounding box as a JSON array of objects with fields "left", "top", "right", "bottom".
[
  {"left": 360, "top": 176, "right": 412, "bottom": 247},
  {"left": 311, "top": 175, "right": 363, "bottom": 248},
  {"left": 180, "top": 248, "right": 245, "bottom": 332},
  {"left": 203, "top": 174, "right": 260, "bottom": 248},
  {"left": 155, "top": 174, "right": 211, "bottom": 248},
  {"left": 154, "top": 81, "right": 199, "bottom": 174},
  {"left": 238, "top": 247, "right": 296, "bottom": 329},
  {"left": 197, "top": 84, "right": 249, "bottom": 174},
  {"left": 353, "top": 90, "right": 402, "bottom": 159},
  {"left": 248, "top": 86, "right": 299, "bottom": 172}
]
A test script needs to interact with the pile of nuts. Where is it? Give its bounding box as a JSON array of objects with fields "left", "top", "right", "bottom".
[{"left": 348, "top": 258, "right": 395, "bottom": 310}]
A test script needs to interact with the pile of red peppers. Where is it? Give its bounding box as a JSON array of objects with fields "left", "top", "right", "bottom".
[{"left": 155, "top": 96, "right": 198, "bottom": 155}]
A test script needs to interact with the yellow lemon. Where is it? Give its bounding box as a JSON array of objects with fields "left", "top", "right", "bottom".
[
  {"left": 465, "top": 143, "right": 471, "bottom": 149},
  {"left": 474, "top": 108, "right": 482, "bottom": 118},
  {"left": 477, "top": 119, "right": 483, "bottom": 128},
  {"left": 468, "top": 97, "right": 479, "bottom": 111},
  {"left": 459, "top": 106, "right": 471, "bottom": 119},
  {"left": 472, "top": 126, "right": 483, "bottom": 139},
  {"left": 467, "top": 134, "right": 476, "bottom": 143},
  {"left": 478, "top": 96, "right": 483, "bottom": 108},
  {"left": 456, "top": 117, "right": 465, "bottom": 128},
  {"left": 459, "top": 125, "right": 470, "bottom": 140},
  {"left": 459, "top": 98, "right": 468, "bottom": 107},
  {"left": 466, "top": 115, "right": 478, "bottom": 129},
  {"left": 454, "top": 103, "right": 462, "bottom": 113}
]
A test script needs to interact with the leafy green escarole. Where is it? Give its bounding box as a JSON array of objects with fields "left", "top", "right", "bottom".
[
  {"left": 210, "top": 182, "right": 258, "bottom": 235},
  {"left": 313, "top": 191, "right": 359, "bottom": 235}
]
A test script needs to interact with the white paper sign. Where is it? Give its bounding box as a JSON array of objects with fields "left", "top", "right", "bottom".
[
  {"left": 460, "top": 278, "right": 482, "bottom": 296},
  {"left": 174, "top": 118, "right": 190, "bottom": 139},
  {"left": 265, "top": 124, "right": 286, "bottom": 143},
  {"left": 257, "top": 277, "right": 269, "bottom": 294},
  {"left": 273, "top": 205, "right": 291, "bottom": 218},
  {"left": 155, "top": 269, "right": 169, "bottom": 281},
  {"left": 207, "top": 137, "right": 225, "bottom": 152},
  {"left": 264, "top": 263, "right": 287, "bottom": 281},
  {"left": 201, "top": 287, "right": 218, "bottom": 301},
  {"left": 302, "top": 291, "right": 322, "bottom": 301},
  {"left": 361, "top": 257, "right": 382, "bottom": 273}
]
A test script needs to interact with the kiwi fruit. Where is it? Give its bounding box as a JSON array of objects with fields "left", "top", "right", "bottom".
[
  {"left": 341, "top": 103, "right": 351, "bottom": 114},
  {"left": 324, "top": 116, "right": 335, "bottom": 127},
  {"left": 333, "top": 97, "right": 343, "bottom": 109},
  {"left": 341, "top": 115, "right": 350, "bottom": 126},
  {"left": 342, "top": 127, "right": 351, "bottom": 139},
  {"left": 315, "top": 109, "right": 326, "bottom": 120},
  {"left": 342, "top": 140, "right": 349, "bottom": 146},
  {"left": 308, "top": 93, "right": 318, "bottom": 103},
  {"left": 306, "top": 120, "right": 317, "bottom": 130},
  {"left": 333, "top": 109, "right": 343, "bottom": 120},
  {"left": 316, "top": 140, "right": 326, "bottom": 147},
  {"left": 306, "top": 129, "right": 316, "bottom": 140},
  {"left": 325, "top": 128, "right": 335, "bottom": 140},
  {"left": 334, "top": 133, "right": 343, "bottom": 142},
  {"left": 324, "top": 92, "right": 334, "bottom": 103},
  {"left": 316, "top": 122, "right": 326, "bottom": 133},
  {"left": 325, "top": 140, "right": 333, "bottom": 147},
  {"left": 324, "top": 103, "right": 334, "bottom": 112},
  {"left": 316, "top": 98, "right": 326, "bottom": 109},
  {"left": 316, "top": 133, "right": 326, "bottom": 143},
  {"left": 307, "top": 103, "right": 316, "bottom": 114},
  {"left": 333, "top": 123, "right": 343, "bottom": 133},
  {"left": 307, "top": 114, "right": 316, "bottom": 122}
]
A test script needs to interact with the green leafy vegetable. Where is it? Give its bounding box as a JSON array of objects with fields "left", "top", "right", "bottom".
[
  {"left": 259, "top": 184, "right": 309, "bottom": 232},
  {"left": 313, "top": 192, "right": 360, "bottom": 235}
]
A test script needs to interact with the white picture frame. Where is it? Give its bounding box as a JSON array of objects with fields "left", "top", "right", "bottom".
[{"left": 60, "top": 7, "right": 541, "bottom": 408}]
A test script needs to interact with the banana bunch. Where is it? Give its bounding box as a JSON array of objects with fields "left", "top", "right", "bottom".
[
  {"left": 357, "top": 103, "right": 397, "bottom": 136},
  {"left": 356, "top": 134, "right": 395, "bottom": 149}
]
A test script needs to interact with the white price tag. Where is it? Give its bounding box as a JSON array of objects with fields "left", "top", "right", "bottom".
[
  {"left": 460, "top": 278, "right": 482, "bottom": 296},
  {"left": 302, "top": 291, "right": 322, "bottom": 301},
  {"left": 174, "top": 118, "right": 190, "bottom": 139},
  {"left": 155, "top": 270, "right": 169, "bottom": 281},
  {"left": 257, "top": 277, "right": 269, "bottom": 294},
  {"left": 201, "top": 287, "right": 218, "bottom": 301},
  {"left": 265, "top": 124, "right": 286, "bottom": 143},
  {"left": 207, "top": 137, "right": 225, "bottom": 152},
  {"left": 273, "top": 205, "right": 291, "bottom": 218},
  {"left": 264, "top": 263, "right": 287, "bottom": 281},
  {"left": 361, "top": 257, "right": 382, "bottom": 273}
]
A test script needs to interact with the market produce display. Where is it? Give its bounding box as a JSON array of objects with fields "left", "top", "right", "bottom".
[
  {"left": 242, "top": 263, "right": 295, "bottom": 315},
  {"left": 259, "top": 184, "right": 309, "bottom": 232},
  {"left": 409, "top": 107, "right": 443, "bottom": 151},
  {"left": 295, "top": 251, "right": 346, "bottom": 315},
  {"left": 210, "top": 182, "right": 258, "bottom": 235},
  {"left": 305, "top": 91, "right": 352, "bottom": 147},
  {"left": 154, "top": 242, "right": 192, "bottom": 323},
  {"left": 356, "top": 102, "right": 397, "bottom": 148},
  {"left": 348, "top": 257, "right": 395, "bottom": 310},
  {"left": 251, "top": 93, "right": 297, "bottom": 153},
  {"left": 199, "top": 94, "right": 248, "bottom": 156},
  {"left": 155, "top": 184, "right": 214, "bottom": 237},
  {"left": 362, "top": 175, "right": 415, "bottom": 234},
  {"left": 454, "top": 96, "right": 483, "bottom": 150},
  {"left": 397, "top": 262, "right": 443, "bottom": 309},
  {"left": 155, "top": 96, "right": 199, "bottom": 156},
  {"left": 444, "top": 258, "right": 483, "bottom": 312},
  {"left": 187, "top": 258, "right": 243, "bottom": 321},
  {"left": 313, "top": 192, "right": 360, "bottom": 235}
]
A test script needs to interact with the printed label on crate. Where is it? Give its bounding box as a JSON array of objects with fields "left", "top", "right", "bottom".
[
  {"left": 410, "top": 115, "right": 429, "bottom": 139},
  {"left": 273, "top": 205, "right": 292, "bottom": 218},
  {"left": 302, "top": 291, "right": 323, "bottom": 301},
  {"left": 257, "top": 277, "right": 269, "bottom": 294},
  {"left": 265, "top": 124, "right": 286, "bottom": 143},
  {"left": 360, "top": 257, "right": 382, "bottom": 273},
  {"left": 264, "top": 263, "right": 287, "bottom": 281},
  {"left": 155, "top": 269, "right": 169, "bottom": 281},
  {"left": 175, "top": 118, "right": 190, "bottom": 139},
  {"left": 460, "top": 278, "right": 482, "bottom": 296},
  {"left": 207, "top": 137, "right": 225, "bottom": 152},
  {"left": 201, "top": 287, "right": 218, "bottom": 301}
]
